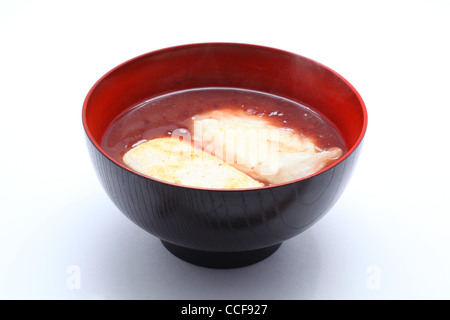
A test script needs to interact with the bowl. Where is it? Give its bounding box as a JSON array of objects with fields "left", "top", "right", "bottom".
[{"left": 82, "top": 43, "right": 367, "bottom": 268}]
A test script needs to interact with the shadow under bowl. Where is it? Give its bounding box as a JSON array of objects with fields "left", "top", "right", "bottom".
[{"left": 82, "top": 43, "right": 367, "bottom": 268}]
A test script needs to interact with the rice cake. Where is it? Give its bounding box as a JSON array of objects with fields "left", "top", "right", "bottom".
[
  {"left": 123, "top": 137, "right": 262, "bottom": 189},
  {"left": 192, "top": 109, "right": 343, "bottom": 184}
]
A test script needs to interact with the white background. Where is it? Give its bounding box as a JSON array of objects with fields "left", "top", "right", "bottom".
[{"left": 1, "top": 0, "right": 449, "bottom": 300}]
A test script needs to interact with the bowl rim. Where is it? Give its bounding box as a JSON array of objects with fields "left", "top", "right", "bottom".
[{"left": 82, "top": 42, "right": 368, "bottom": 191}]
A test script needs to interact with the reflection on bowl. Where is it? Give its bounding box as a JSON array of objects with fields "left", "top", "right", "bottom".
[{"left": 82, "top": 43, "right": 367, "bottom": 268}]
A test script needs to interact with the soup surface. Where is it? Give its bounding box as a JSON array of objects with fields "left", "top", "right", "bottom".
[{"left": 101, "top": 87, "right": 347, "bottom": 188}]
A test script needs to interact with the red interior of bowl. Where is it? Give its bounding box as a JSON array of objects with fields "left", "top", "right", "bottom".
[{"left": 83, "top": 43, "right": 367, "bottom": 175}]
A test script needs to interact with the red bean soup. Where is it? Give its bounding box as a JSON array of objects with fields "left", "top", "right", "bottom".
[{"left": 101, "top": 87, "right": 347, "bottom": 187}]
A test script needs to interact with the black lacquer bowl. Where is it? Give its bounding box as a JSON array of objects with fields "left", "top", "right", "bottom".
[{"left": 82, "top": 43, "right": 367, "bottom": 268}]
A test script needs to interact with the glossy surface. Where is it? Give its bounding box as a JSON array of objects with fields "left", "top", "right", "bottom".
[
  {"left": 87, "top": 137, "right": 361, "bottom": 249},
  {"left": 101, "top": 87, "right": 347, "bottom": 170},
  {"left": 83, "top": 43, "right": 367, "bottom": 268}
]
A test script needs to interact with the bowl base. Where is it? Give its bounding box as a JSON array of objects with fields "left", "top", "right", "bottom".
[{"left": 161, "top": 240, "right": 282, "bottom": 269}]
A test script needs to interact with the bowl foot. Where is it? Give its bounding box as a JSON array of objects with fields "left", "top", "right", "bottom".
[{"left": 161, "top": 240, "right": 282, "bottom": 269}]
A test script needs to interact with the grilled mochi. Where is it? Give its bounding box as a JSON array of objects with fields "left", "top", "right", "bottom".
[
  {"left": 123, "top": 137, "right": 262, "bottom": 189},
  {"left": 192, "top": 109, "right": 343, "bottom": 184}
]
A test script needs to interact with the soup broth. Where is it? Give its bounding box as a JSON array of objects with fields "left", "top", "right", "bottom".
[{"left": 101, "top": 88, "right": 347, "bottom": 187}]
